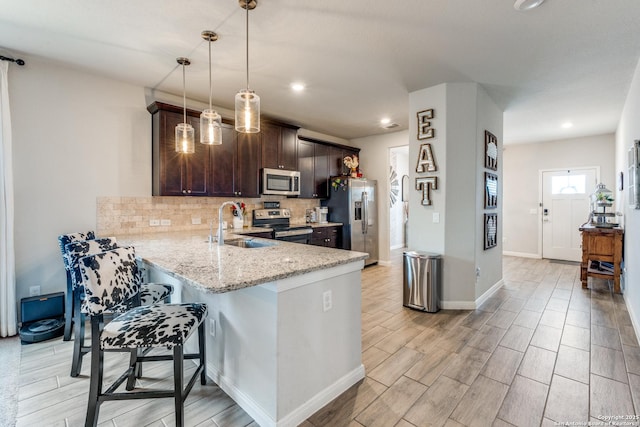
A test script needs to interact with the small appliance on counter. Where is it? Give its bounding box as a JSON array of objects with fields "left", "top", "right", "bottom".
[
  {"left": 315, "top": 207, "right": 328, "bottom": 224},
  {"left": 306, "top": 208, "right": 317, "bottom": 223}
]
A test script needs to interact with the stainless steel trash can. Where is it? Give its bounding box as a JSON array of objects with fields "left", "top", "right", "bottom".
[{"left": 403, "top": 251, "right": 442, "bottom": 313}]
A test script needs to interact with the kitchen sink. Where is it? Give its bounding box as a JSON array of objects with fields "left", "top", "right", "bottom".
[{"left": 224, "top": 238, "right": 277, "bottom": 249}]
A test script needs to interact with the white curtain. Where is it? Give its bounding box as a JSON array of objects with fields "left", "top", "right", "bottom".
[{"left": 0, "top": 61, "right": 17, "bottom": 337}]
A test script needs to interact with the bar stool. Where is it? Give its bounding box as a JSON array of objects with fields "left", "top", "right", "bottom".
[
  {"left": 64, "top": 239, "right": 174, "bottom": 377},
  {"left": 78, "top": 247, "right": 207, "bottom": 427},
  {"left": 58, "top": 231, "right": 96, "bottom": 341}
]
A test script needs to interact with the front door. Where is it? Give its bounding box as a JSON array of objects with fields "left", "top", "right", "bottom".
[{"left": 541, "top": 168, "right": 597, "bottom": 262}]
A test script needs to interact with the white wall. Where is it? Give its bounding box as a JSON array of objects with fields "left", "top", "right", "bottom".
[
  {"left": 11, "top": 56, "right": 151, "bottom": 302},
  {"left": 502, "top": 134, "right": 615, "bottom": 257},
  {"left": 350, "top": 130, "right": 409, "bottom": 264},
  {"left": 616, "top": 58, "right": 640, "bottom": 334}
]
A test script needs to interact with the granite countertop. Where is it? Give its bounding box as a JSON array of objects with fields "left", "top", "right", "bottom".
[{"left": 118, "top": 231, "right": 367, "bottom": 294}]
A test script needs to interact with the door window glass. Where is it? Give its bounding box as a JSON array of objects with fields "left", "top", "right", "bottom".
[{"left": 552, "top": 174, "right": 586, "bottom": 194}]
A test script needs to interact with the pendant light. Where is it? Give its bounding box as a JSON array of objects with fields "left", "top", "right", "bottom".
[
  {"left": 235, "top": 0, "right": 260, "bottom": 133},
  {"left": 200, "top": 31, "right": 222, "bottom": 145},
  {"left": 175, "top": 57, "right": 195, "bottom": 153}
]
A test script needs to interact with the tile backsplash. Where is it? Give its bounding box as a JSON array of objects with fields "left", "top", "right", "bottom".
[{"left": 97, "top": 196, "right": 319, "bottom": 236}]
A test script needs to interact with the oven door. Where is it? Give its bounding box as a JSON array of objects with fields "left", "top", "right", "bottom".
[{"left": 274, "top": 229, "right": 312, "bottom": 244}]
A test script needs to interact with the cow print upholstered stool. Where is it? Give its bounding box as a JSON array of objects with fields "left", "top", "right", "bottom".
[
  {"left": 63, "top": 238, "right": 174, "bottom": 377},
  {"left": 78, "top": 247, "right": 207, "bottom": 427},
  {"left": 57, "top": 231, "right": 96, "bottom": 341}
]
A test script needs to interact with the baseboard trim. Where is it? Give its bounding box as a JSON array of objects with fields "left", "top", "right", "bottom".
[
  {"left": 475, "top": 279, "right": 504, "bottom": 308},
  {"left": 503, "top": 251, "right": 541, "bottom": 259},
  {"left": 625, "top": 297, "right": 640, "bottom": 356},
  {"left": 207, "top": 363, "right": 365, "bottom": 427},
  {"left": 377, "top": 260, "right": 393, "bottom": 267},
  {"left": 439, "top": 279, "right": 504, "bottom": 310}
]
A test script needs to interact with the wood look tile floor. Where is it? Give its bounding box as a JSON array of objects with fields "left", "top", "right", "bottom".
[{"left": 15, "top": 253, "right": 640, "bottom": 427}]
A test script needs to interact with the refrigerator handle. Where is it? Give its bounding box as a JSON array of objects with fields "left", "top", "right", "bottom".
[{"left": 362, "top": 191, "right": 368, "bottom": 234}]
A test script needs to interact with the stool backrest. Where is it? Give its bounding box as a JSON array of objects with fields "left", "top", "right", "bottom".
[
  {"left": 57, "top": 231, "right": 96, "bottom": 262},
  {"left": 79, "top": 247, "right": 141, "bottom": 316},
  {"left": 64, "top": 238, "right": 120, "bottom": 292}
]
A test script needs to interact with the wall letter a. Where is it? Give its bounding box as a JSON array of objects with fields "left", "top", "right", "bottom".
[{"left": 416, "top": 143, "right": 437, "bottom": 173}]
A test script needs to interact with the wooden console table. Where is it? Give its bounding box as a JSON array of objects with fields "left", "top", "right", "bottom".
[{"left": 579, "top": 224, "right": 624, "bottom": 293}]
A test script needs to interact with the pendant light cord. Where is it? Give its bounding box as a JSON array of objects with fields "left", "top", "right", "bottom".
[
  {"left": 182, "top": 61, "right": 187, "bottom": 124},
  {"left": 208, "top": 38, "right": 213, "bottom": 110},
  {"left": 245, "top": 0, "right": 250, "bottom": 90}
]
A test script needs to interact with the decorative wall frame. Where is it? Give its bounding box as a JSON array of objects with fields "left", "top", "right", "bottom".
[
  {"left": 484, "top": 172, "right": 498, "bottom": 209},
  {"left": 485, "top": 130, "right": 498, "bottom": 171},
  {"left": 484, "top": 213, "right": 498, "bottom": 250},
  {"left": 417, "top": 109, "right": 435, "bottom": 140}
]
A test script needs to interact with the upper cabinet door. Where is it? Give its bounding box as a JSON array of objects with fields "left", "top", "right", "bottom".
[
  {"left": 153, "top": 109, "right": 208, "bottom": 196},
  {"left": 313, "top": 143, "right": 329, "bottom": 198},
  {"left": 236, "top": 132, "right": 261, "bottom": 198},
  {"left": 260, "top": 123, "right": 281, "bottom": 170},
  {"left": 208, "top": 124, "right": 237, "bottom": 197},
  {"left": 298, "top": 139, "right": 315, "bottom": 198},
  {"left": 261, "top": 123, "right": 298, "bottom": 170},
  {"left": 280, "top": 127, "right": 298, "bottom": 170}
]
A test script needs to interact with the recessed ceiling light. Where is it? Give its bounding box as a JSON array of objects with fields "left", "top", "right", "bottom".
[
  {"left": 380, "top": 117, "right": 391, "bottom": 125},
  {"left": 561, "top": 122, "right": 573, "bottom": 129},
  {"left": 514, "top": 0, "right": 545, "bottom": 11},
  {"left": 290, "top": 82, "right": 305, "bottom": 92}
]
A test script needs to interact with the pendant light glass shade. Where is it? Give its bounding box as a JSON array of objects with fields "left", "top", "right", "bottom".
[
  {"left": 200, "top": 31, "right": 223, "bottom": 145},
  {"left": 235, "top": 0, "right": 260, "bottom": 133},
  {"left": 175, "top": 57, "right": 195, "bottom": 153},
  {"left": 235, "top": 89, "right": 260, "bottom": 133},
  {"left": 175, "top": 122, "right": 195, "bottom": 153},
  {"left": 200, "top": 109, "right": 222, "bottom": 144}
]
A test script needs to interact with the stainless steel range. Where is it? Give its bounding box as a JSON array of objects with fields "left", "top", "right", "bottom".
[{"left": 252, "top": 208, "right": 313, "bottom": 244}]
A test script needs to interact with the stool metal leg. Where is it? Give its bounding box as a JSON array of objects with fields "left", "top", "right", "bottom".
[
  {"left": 198, "top": 322, "right": 206, "bottom": 385},
  {"left": 63, "top": 273, "right": 73, "bottom": 341},
  {"left": 85, "top": 316, "right": 103, "bottom": 427},
  {"left": 173, "top": 345, "right": 185, "bottom": 427},
  {"left": 71, "top": 294, "right": 85, "bottom": 377}
]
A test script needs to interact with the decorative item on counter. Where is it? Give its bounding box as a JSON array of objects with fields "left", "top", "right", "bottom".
[
  {"left": 344, "top": 155, "right": 359, "bottom": 178},
  {"left": 231, "top": 202, "right": 247, "bottom": 229},
  {"left": 331, "top": 177, "right": 348, "bottom": 191}
]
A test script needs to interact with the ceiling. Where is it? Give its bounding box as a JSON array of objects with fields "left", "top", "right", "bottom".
[{"left": 1, "top": 0, "right": 639, "bottom": 144}]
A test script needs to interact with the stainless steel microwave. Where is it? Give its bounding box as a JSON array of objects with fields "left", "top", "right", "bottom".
[{"left": 262, "top": 168, "right": 301, "bottom": 196}]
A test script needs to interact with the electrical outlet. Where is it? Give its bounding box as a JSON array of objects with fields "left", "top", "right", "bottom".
[
  {"left": 323, "top": 290, "right": 332, "bottom": 312},
  {"left": 149, "top": 219, "right": 160, "bottom": 226},
  {"left": 209, "top": 319, "right": 216, "bottom": 337},
  {"left": 432, "top": 212, "right": 440, "bottom": 223},
  {"left": 161, "top": 219, "right": 171, "bottom": 226},
  {"left": 192, "top": 217, "right": 202, "bottom": 225},
  {"left": 475, "top": 267, "right": 481, "bottom": 278},
  {"left": 29, "top": 286, "right": 41, "bottom": 297}
]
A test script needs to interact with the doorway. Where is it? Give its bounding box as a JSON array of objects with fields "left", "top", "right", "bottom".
[
  {"left": 389, "top": 146, "right": 409, "bottom": 249},
  {"left": 541, "top": 167, "right": 598, "bottom": 262}
]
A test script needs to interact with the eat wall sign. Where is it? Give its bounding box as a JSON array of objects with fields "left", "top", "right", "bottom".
[{"left": 416, "top": 109, "right": 438, "bottom": 206}]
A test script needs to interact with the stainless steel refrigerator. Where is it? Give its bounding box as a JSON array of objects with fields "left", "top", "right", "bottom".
[{"left": 322, "top": 178, "right": 378, "bottom": 266}]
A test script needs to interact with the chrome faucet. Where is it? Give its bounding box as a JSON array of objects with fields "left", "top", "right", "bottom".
[{"left": 217, "top": 201, "right": 242, "bottom": 246}]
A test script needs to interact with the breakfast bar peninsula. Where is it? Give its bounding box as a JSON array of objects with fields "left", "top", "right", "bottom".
[{"left": 119, "top": 231, "right": 368, "bottom": 427}]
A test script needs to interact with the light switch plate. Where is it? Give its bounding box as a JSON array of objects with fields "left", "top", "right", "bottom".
[
  {"left": 433, "top": 212, "right": 440, "bottom": 223},
  {"left": 192, "top": 217, "right": 202, "bottom": 225},
  {"left": 161, "top": 219, "right": 171, "bottom": 226}
]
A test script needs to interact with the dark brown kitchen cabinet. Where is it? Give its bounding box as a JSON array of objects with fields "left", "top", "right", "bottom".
[
  {"left": 310, "top": 226, "right": 341, "bottom": 248},
  {"left": 235, "top": 132, "right": 261, "bottom": 197},
  {"left": 149, "top": 102, "right": 260, "bottom": 197},
  {"left": 208, "top": 124, "right": 237, "bottom": 197},
  {"left": 150, "top": 104, "right": 209, "bottom": 196},
  {"left": 298, "top": 137, "right": 330, "bottom": 199},
  {"left": 261, "top": 122, "right": 298, "bottom": 171},
  {"left": 207, "top": 124, "right": 261, "bottom": 197}
]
